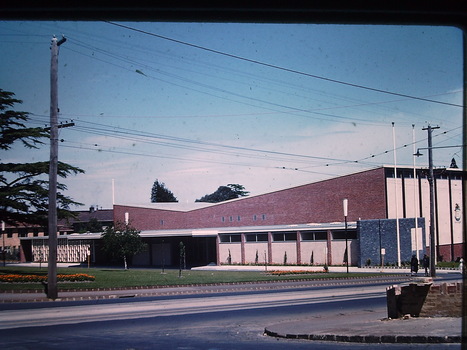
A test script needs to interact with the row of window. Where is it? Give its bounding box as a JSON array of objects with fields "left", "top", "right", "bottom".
[
  {"left": 219, "top": 230, "right": 357, "bottom": 243},
  {"left": 386, "top": 168, "right": 464, "bottom": 180},
  {"left": 157, "top": 215, "right": 269, "bottom": 226},
  {"left": 221, "top": 214, "right": 267, "bottom": 223}
]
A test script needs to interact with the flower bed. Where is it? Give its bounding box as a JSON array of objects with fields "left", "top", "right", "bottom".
[
  {"left": 0, "top": 273, "right": 95, "bottom": 283},
  {"left": 269, "top": 270, "right": 326, "bottom": 276}
]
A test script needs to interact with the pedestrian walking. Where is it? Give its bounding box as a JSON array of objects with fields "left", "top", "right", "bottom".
[
  {"left": 411, "top": 255, "right": 419, "bottom": 276},
  {"left": 422, "top": 254, "right": 429, "bottom": 276}
]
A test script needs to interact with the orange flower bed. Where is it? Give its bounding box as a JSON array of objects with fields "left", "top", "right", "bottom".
[
  {"left": 269, "top": 270, "right": 326, "bottom": 276},
  {"left": 0, "top": 273, "right": 95, "bottom": 283}
]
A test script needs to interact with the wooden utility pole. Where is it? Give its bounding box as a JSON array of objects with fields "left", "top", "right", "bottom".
[
  {"left": 423, "top": 124, "right": 439, "bottom": 278},
  {"left": 48, "top": 35, "right": 66, "bottom": 300}
]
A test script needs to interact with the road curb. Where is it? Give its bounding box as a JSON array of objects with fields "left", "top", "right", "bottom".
[
  {"left": 263, "top": 328, "right": 462, "bottom": 344},
  {"left": 0, "top": 275, "right": 409, "bottom": 303}
]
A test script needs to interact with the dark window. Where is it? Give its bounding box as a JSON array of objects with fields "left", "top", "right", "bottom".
[
  {"left": 230, "top": 234, "right": 241, "bottom": 242},
  {"left": 245, "top": 233, "right": 268, "bottom": 242},
  {"left": 253, "top": 215, "right": 257, "bottom": 221},
  {"left": 314, "top": 231, "right": 328, "bottom": 240},
  {"left": 301, "top": 232, "right": 313, "bottom": 241},
  {"left": 273, "top": 232, "right": 297, "bottom": 242},
  {"left": 332, "top": 229, "right": 357, "bottom": 240},
  {"left": 301, "top": 231, "right": 327, "bottom": 241},
  {"left": 285, "top": 232, "right": 297, "bottom": 241},
  {"left": 219, "top": 234, "right": 241, "bottom": 243},
  {"left": 18, "top": 228, "right": 28, "bottom": 237}
]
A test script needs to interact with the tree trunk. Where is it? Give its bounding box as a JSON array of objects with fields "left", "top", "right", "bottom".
[{"left": 124, "top": 255, "right": 128, "bottom": 270}]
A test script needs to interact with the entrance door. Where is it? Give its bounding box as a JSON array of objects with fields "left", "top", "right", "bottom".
[{"left": 152, "top": 243, "right": 172, "bottom": 266}]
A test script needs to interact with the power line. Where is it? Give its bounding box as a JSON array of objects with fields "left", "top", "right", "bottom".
[
  {"left": 64, "top": 41, "right": 383, "bottom": 125},
  {"left": 64, "top": 33, "right": 461, "bottom": 127},
  {"left": 30, "top": 113, "right": 462, "bottom": 170},
  {"left": 105, "top": 21, "right": 463, "bottom": 109}
]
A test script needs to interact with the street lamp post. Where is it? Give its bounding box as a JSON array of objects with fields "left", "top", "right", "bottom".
[{"left": 343, "top": 198, "right": 349, "bottom": 273}]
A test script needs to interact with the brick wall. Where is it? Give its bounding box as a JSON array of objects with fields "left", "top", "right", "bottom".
[
  {"left": 115, "top": 167, "right": 388, "bottom": 231},
  {"left": 387, "top": 282, "right": 463, "bottom": 318},
  {"left": 420, "top": 282, "right": 463, "bottom": 317}
]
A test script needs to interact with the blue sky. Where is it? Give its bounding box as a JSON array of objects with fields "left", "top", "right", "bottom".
[{"left": 0, "top": 21, "right": 463, "bottom": 209}]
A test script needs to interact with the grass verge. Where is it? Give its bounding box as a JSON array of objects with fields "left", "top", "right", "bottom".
[{"left": 0, "top": 266, "right": 389, "bottom": 292}]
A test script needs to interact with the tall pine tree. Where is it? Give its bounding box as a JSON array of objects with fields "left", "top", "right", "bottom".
[
  {"left": 0, "top": 89, "right": 84, "bottom": 226},
  {"left": 151, "top": 179, "right": 178, "bottom": 202}
]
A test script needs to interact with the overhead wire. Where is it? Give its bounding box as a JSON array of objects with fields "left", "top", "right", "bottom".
[
  {"left": 11, "top": 24, "right": 463, "bottom": 176},
  {"left": 106, "top": 21, "right": 463, "bottom": 109},
  {"left": 29, "top": 111, "right": 462, "bottom": 173},
  {"left": 63, "top": 33, "right": 460, "bottom": 127},
  {"left": 64, "top": 39, "right": 391, "bottom": 126}
]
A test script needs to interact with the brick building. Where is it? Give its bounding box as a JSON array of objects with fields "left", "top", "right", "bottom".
[
  {"left": 4, "top": 208, "right": 112, "bottom": 263},
  {"left": 18, "top": 165, "right": 463, "bottom": 267},
  {"left": 111, "top": 165, "right": 462, "bottom": 267}
]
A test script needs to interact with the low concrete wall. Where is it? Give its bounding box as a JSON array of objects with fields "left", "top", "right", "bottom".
[{"left": 387, "top": 281, "right": 462, "bottom": 319}]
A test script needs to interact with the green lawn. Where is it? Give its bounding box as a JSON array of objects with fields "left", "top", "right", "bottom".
[{"left": 0, "top": 266, "right": 388, "bottom": 291}]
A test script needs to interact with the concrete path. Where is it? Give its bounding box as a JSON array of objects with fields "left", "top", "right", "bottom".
[{"left": 265, "top": 312, "right": 461, "bottom": 344}]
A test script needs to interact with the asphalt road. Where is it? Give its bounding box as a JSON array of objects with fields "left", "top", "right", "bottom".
[{"left": 0, "top": 275, "right": 462, "bottom": 350}]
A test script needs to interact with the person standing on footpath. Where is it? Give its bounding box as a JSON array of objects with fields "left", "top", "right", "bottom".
[
  {"left": 422, "top": 254, "right": 429, "bottom": 276},
  {"left": 410, "top": 255, "right": 419, "bottom": 276}
]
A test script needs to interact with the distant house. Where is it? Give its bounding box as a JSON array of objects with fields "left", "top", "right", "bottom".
[{"left": 11, "top": 208, "right": 113, "bottom": 263}]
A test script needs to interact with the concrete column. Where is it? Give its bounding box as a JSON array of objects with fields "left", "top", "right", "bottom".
[
  {"left": 296, "top": 231, "right": 301, "bottom": 265},
  {"left": 216, "top": 235, "right": 220, "bottom": 265},
  {"left": 268, "top": 232, "right": 273, "bottom": 264},
  {"left": 241, "top": 233, "right": 245, "bottom": 264},
  {"left": 327, "top": 229, "right": 332, "bottom": 265}
]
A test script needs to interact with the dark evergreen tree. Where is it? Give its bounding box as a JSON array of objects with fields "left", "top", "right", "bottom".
[
  {"left": 195, "top": 184, "right": 249, "bottom": 203},
  {"left": 0, "top": 89, "right": 84, "bottom": 226},
  {"left": 150, "top": 179, "right": 178, "bottom": 202}
]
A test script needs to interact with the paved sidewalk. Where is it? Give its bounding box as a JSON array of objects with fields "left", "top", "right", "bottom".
[{"left": 264, "top": 312, "right": 462, "bottom": 344}]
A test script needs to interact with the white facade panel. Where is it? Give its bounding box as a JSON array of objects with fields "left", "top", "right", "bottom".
[
  {"left": 244, "top": 242, "right": 268, "bottom": 264},
  {"left": 386, "top": 177, "right": 404, "bottom": 219},
  {"left": 451, "top": 180, "right": 463, "bottom": 244},
  {"left": 271, "top": 242, "right": 297, "bottom": 265},
  {"left": 300, "top": 241, "right": 327, "bottom": 265},
  {"left": 436, "top": 179, "right": 451, "bottom": 246},
  {"left": 219, "top": 243, "right": 241, "bottom": 264}
]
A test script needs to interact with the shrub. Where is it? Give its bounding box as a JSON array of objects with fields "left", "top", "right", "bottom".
[{"left": 0, "top": 273, "right": 95, "bottom": 283}]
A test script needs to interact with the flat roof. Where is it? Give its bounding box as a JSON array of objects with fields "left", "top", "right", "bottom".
[{"left": 21, "top": 222, "right": 357, "bottom": 240}]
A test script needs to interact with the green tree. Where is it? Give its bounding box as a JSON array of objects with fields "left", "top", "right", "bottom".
[
  {"left": 101, "top": 221, "right": 147, "bottom": 269},
  {"left": 195, "top": 184, "right": 249, "bottom": 203},
  {"left": 151, "top": 179, "right": 178, "bottom": 202},
  {"left": 0, "top": 89, "right": 84, "bottom": 226}
]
